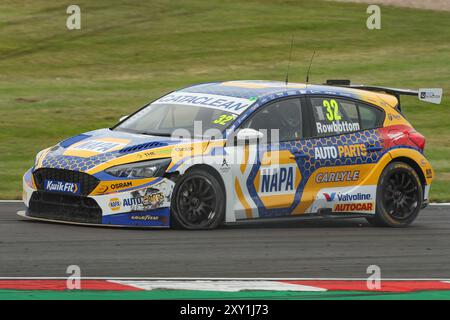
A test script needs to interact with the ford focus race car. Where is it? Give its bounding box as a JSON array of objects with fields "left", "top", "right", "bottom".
[{"left": 19, "top": 80, "right": 442, "bottom": 229}]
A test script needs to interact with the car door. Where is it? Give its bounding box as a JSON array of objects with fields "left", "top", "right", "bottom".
[
  {"left": 298, "top": 95, "right": 383, "bottom": 214},
  {"left": 234, "top": 97, "right": 308, "bottom": 218}
]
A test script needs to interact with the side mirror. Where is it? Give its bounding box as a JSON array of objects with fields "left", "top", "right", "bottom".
[
  {"left": 235, "top": 128, "right": 264, "bottom": 144},
  {"left": 119, "top": 115, "right": 130, "bottom": 122}
]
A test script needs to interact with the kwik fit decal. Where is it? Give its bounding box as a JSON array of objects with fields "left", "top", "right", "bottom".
[{"left": 44, "top": 180, "right": 80, "bottom": 194}]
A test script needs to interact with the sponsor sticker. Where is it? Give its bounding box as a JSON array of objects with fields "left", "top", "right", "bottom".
[
  {"left": 109, "top": 198, "right": 121, "bottom": 211},
  {"left": 323, "top": 192, "right": 372, "bottom": 202},
  {"left": 110, "top": 181, "right": 133, "bottom": 190},
  {"left": 387, "top": 113, "right": 402, "bottom": 121},
  {"left": 418, "top": 88, "right": 442, "bottom": 104},
  {"left": 334, "top": 202, "right": 374, "bottom": 212},
  {"left": 102, "top": 208, "right": 170, "bottom": 227},
  {"left": 314, "top": 144, "right": 367, "bottom": 160},
  {"left": 315, "top": 170, "right": 360, "bottom": 183},
  {"left": 123, "top": 192, "right": 165, "bottom": 209},
  {"left": 107, "top": 192, "right": 166, "bottom": 212},
  {"left": 259, "top": 165, "right": 295, "bottom": 194},
  {"left": 44, "top": 180, "right": 80, "bottom": 194},
  {"left": 153, "top": 92, "right": 254, "bottom": 115},
  {"left": 96, "top": 185, "right": 109, "bottom": 194},
  {"left": 94, "top": 181, "right": 138, "bottom": 194},
  {"left": 71, "top": 140, "right": 127, "bottom": 153},
  {"left": 219, "top": 158, "right": 231, "bottom": 173},
  {"left": 316, "top": 121, "right": 360, "bottom": 134},
  {"left": 131, "top": 215, "right": 161, "bottom": 221}
]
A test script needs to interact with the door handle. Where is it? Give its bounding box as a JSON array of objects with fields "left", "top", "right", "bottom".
[
  {"left": 290, "top": 152, "right": 308, "bottom": 159},
  {"left": 366, "top": 145, "right": 382, "bottom": 152}
]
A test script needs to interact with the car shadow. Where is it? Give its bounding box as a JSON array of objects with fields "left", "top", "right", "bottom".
[{"left": 223, "top": 217, "right": 371, "bottom": 229}]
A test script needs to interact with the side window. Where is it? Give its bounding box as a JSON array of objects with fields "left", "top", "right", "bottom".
[
  {"left": 358, "top": 103, "right": 384, "bottom": 130},
  {"left": 310, "top": 97, "right": 360, "bottom": 136},
  {"left": 242, "top": 98, "right": 303, "bottom": 142}
]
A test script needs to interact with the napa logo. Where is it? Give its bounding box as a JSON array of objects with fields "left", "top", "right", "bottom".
[
  {"left": 260, "top": 165, "right": 295, "bottom": 194},
  {"left": 72, "top": 140, "right": 126, "bottom": 153},
  {"left": 109, "top": 198, "right": 121, "bottom": 211},
  {"left": 44, "top": 180, "right": 80, "bottom": 194}
]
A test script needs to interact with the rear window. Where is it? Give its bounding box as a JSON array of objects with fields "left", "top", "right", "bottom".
[{"left": 358, "top": 103, "right": 384, "bottom": 129}]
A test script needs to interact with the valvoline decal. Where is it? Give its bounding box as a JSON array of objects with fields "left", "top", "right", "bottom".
[{"left": 323, "top": 192, "right": 372, "bottom": 202}]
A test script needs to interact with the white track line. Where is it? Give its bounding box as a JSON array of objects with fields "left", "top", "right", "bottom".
[{"left": 110, "top": 280, "right": 326, "bottom": 292}]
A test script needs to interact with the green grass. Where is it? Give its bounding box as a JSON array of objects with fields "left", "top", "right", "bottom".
[{"left": 0, "top": 0, "right": 449, "bottom": 200}]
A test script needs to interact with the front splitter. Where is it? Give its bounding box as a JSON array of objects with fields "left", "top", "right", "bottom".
[{"left": 16, "top": 211, "right": 169, "bottom": 229}]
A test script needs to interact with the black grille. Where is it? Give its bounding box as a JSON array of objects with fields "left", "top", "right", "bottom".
[
  {"left": 33, "top": 168, "right": 100, "bottom": 196},
  {"left": 28, "top": 191, "right": 102, "bottom": 224}
]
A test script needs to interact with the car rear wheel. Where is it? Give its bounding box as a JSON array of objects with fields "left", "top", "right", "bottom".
[
  {"left": 367, "top": 162, "right": 423, "bottom": 227},
  {"left": 171, "top": 169, "right": 225, "bottom": 230}
]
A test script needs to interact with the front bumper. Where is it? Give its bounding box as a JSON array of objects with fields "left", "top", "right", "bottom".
[{"left": 22, "top": 168, "right": 174, "bottom": 228}]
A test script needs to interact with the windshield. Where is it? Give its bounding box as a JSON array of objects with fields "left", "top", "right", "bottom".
[{"left": 115, "top": 103, "right": 239, "bottom": 138}]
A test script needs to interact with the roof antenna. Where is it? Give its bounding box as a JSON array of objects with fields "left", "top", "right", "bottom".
[
  {"left": 305, "top": 50, "right": 316, "bottom": 84},
  {"left": 284, "top": 35, "right": 295, "bottom": 86}
]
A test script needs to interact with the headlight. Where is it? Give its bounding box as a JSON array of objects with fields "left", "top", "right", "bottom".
[
  {"left": 34, "top": 145, "right": 60, "bottom": 167},
  {"left": 35, "top": 150, "right": 44, "bottom": 166},
  {"left": 34, "top": 148, "right": 49, "bottom": 167},
  {"left": 105, "top": 158, "right": 171, "bottom": 178}
]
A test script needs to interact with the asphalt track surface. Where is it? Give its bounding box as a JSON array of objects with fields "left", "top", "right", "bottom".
[{"left": 1, "top": 203, "right": 450, "bottom": 278}]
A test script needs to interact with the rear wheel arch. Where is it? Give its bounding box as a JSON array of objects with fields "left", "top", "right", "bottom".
[
  {"left": 369, "top": 160, "right": 423, "bottom": 227},
  {"left": 387, "top": 156, "right": 426, "bottom": 189}
]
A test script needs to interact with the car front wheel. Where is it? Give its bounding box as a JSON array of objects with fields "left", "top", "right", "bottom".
[{"left": 171, "top": 169, "right": 225, "bottom": 230}]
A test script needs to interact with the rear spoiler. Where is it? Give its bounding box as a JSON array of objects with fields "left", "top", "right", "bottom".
[{"left": 325, "top": 80, "right": 443, "bottom": 110}]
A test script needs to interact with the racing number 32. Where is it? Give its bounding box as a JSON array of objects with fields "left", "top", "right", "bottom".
[
  {"left": 323, "top": 99, "right": 342, "bottom": 121},
  {"left": 213, "top": 114, "right": 234, "bottom": 125}
]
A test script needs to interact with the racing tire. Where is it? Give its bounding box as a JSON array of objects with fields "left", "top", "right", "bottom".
[
  {"left": 367, "top": 162, "right": 423, "bottom": 228},
  {"left": 171, "top": 169, "right": 225, "bottom": 230}
]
